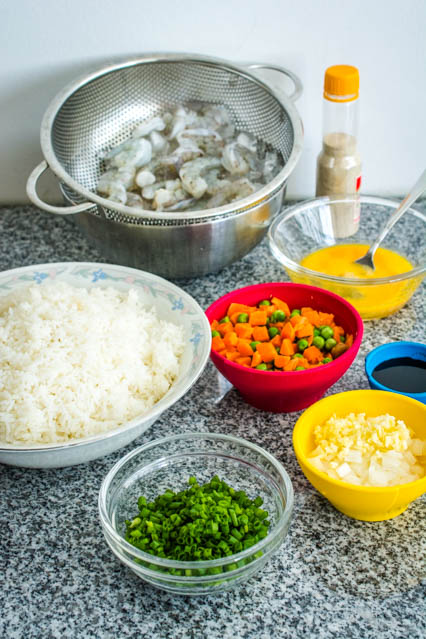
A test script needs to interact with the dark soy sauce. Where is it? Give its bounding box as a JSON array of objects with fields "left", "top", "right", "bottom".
[{"left": 372, "top": 357, "right": 426, "bottom": 394}]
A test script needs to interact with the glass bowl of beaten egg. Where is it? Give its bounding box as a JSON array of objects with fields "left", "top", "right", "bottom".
[{"left": 268, "top": 195, "right": 426, "bottom": 320}]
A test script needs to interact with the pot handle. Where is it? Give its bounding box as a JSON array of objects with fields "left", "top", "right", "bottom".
[
  {"left": 27, "top": 160, "right": 96, "bottom": 215},
  {"left": 243, "top": 63, "right": 303, "bottom": 102}
]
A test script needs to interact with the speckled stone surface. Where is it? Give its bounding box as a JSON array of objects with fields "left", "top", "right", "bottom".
[{"left": 1, "top": 204, "right": 425, "bottom": 639}]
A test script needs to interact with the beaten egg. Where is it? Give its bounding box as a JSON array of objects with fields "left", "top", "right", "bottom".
[
  {"left": 300, "top": 244, "right": 413, "bottom": 279},
  {"left": 295, "top": 244, "right": 418, "bottom": 320}
]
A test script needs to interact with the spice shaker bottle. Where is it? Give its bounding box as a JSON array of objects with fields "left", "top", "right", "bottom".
[{"left": 316, "top": 65, "right": 361, "bottom": 237}]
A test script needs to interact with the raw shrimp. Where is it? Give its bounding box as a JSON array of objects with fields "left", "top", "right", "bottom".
[
  {"left": 152, "top": 179, "right": 187, "bottom": 211},
  {"left": 96, "top": 102, "right": 284, "bottom": 212},
  {"left": 263, "top": 151, "right": 281, "bottom": 182},
  {"left": 169, "top": 106, "right": 199, "bottom": 139},
  {"left": 97, "top": 167, "right": 135, "bottom": 204},
  {"left": 132, "top": 116, "right": 166, "bottom": 138},
  {"left": 104, "top": 138, "right": 152, "bottom": 169},
  {"left": 221, "top": 142, "right": 249, "bottom": 175},
  {"left": 179, "top": 157, "right": 222, "bottom": 199},
  {"left": 135, "top": 169, "right": 156, "bottom": 188},
  {"left": 149, "top": 131, "right": 168, "bottom": 154},
  {"left": 126, "top": 192, "right": 144, "bottom": 209},
  {"left": 207, "top": 178, "right": 255, "bottom": 208}
]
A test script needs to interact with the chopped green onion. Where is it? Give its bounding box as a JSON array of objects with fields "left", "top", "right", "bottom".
[{"left": 125, "top": 476, "right": 270, "bottom": 563}]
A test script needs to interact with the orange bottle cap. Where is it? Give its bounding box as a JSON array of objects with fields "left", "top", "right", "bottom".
[{"left": 324, "top": 65, "right": 359, "bottom": 102}]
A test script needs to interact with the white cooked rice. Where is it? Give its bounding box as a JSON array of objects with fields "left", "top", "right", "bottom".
[{"left": 0, "top": 282, "right": 185, "bottom": 445}]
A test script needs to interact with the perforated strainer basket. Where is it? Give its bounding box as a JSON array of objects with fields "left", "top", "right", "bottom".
[{"left": 27, "top": 53, "right": 303, "bottom": 278}]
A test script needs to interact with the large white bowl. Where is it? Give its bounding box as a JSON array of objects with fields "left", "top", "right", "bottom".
[{"left": 0, "top": 262, "right": 211, "bottom": 468}]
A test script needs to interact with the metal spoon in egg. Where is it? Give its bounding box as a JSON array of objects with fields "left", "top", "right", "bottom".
[{"left": 355, "top": 167, "right": 426, "bottom": 270}]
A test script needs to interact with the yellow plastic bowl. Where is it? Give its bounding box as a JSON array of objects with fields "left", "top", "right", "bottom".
[{"left": 293, "top": 390, "right": 426, "bottom": 521}]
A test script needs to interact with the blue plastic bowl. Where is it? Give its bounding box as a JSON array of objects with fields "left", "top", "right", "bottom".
[{"left": 365, "top": 341, "right": 426, "bottom": 404}]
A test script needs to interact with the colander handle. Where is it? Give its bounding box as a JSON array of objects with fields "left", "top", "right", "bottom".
[
  {"left": 243, "top": 63, "right": 303, "bottom": 102},
  {"left": 27, "top": 160, "right": 96, "bottom": 215}
]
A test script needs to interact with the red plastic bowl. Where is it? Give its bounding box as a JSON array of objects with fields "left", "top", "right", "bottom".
[{"left": 205, "top": 283, "right": 363, "bottom": 412}]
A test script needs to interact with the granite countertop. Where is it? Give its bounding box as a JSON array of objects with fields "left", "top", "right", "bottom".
[{"left": 1, "top": 204, "right": 425, "bottom": 639}]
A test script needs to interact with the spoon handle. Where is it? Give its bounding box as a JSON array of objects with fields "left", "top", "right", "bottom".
[{"left": 368, "top": 168, "right": 426, "bottom": 257}]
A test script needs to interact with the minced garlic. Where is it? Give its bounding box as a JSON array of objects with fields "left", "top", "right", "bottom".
[{"left": 308, "top": 413, "right": 425, "bottom": 487}]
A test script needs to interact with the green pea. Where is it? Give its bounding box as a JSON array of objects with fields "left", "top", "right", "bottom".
[
  {"left": 237, "top": 313, "right": 249, "bottom": 323},
  {"left": 255, "top": 363, "right": 268, "bottom": 370},
  {"left": 295, "top": 366, "right": 305, "bottom": 371},
  {"left": 325, "top": 338, "right": 337, "bottom": 350},
  {"left": 312, "top": 335, "right": 325, "bottom": 349},
  {"left": 340, "top": 335, "right": 346, "bottom": 343},
  {"left": 274, "top": 310, "right": 286, "bottom": 322},
  {"left": 268, "top": 327, "right": 279, "bottom": 338},
  {"left": 275, "top": 346, "right": 281, "bottom": 352},
  {"left": 320, "top": 326, "right": 334, "bottom": 340},
  {"left": 250, "top": 341, "right": 260, "bottom": 351},
  {"left": 219, "top": 316, "right": 230, "bottom": 324},
  {"left": 259, "top": 300, "right": 271, "bottom": 306},
  {"left": 322, "top": 357, "right": 332, "bottom": 364},
  {"left": 211, "top": 330, "right": 220, "bottom": 338},
  {"left": 292, "top": 353, "right": 303, "bottom": 359},
  {"left": 290, "top": 309, "right": 301, "bottom": 317},
  {"left": 298, "top": 338, "right": 309, "bottom": 352},
  {"left": 313, "top": 328, "right": 321, "bottom": 337}
]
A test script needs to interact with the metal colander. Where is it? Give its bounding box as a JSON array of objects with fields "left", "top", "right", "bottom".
[
  {"left": 31, "top": 54, "right": 303, "bottom": 226},
  {"left": 28, "top": 54, "right": 303, "bottom": 277}
]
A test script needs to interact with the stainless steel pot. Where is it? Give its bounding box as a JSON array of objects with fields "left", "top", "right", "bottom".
[{"left": 27, "top": 53, "right": 303, "bottom": 278}]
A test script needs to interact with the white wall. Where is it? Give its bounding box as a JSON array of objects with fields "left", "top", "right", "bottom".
[{"left": 1, "top": 0, "right": 425, "bottom": 203}]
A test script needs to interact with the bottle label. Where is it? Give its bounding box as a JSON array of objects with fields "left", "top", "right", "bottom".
[{"left": 356, "top": 175, "right": 362, "bottom": 191}]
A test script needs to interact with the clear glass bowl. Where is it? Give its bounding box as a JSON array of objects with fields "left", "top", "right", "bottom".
[
  {"left": 268, "top": 195, "right": 426, "bottom": 320},
  {"left": 98, "top": 433, "right": 293, "bottom": 595}
]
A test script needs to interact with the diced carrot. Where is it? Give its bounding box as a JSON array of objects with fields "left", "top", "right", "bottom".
[
  {"left": 237, "top": 339, "right": 254, "bottom": 357},
  {"left": 251, "top": 351, "right": 262, "bottom": 367},
  {"left": 252, "top": 326, "right": 269, "bottom": 342},
  {"left": 271, "top": 297, "right": 291, "bottom": 317},
  {"left": 235, "top": 323, "right": 253, "bottom": 339},
  {"left": 274, "top": 354, "right": 290, "bottom": 368},
  {"left": 303, "top": 345, "right": 323, "bottom": 364},
  {"left": 210, "top": 296, "right": 351, "bottom": 376},
  {"left": 333, "top": 325, "right": 345, "bottom": 342},
  {"left": 212, "top": 336, "right": 225, "bottom": 351},
  {"left": 301, "top": 307, "right": 313, "bottom": 315},
  {"left": 223, "top": 331, "right": 238, "bottom": 348},
  {"left": 236, "top": 356, "right": 251, "bottom": 367},
  {"left": 229, "top": 312, "right": 241, "bottom": 325},
  {"left": 290, "top": 314, "right": 302, "bottom": 327},
  {"left": 280, "top": 338, "right": 294, "bottom": 356},
  {"left": 256, "top": 342, "right": 278, "bottom": 363},
  {"left": 301, "top": 308, "right": 321, "bottom": 327},
  {"left": 227, "top": 303, "right": 253, "bottom": 317},
  {"left": 284, "top": 358, "right": 300, "bottom": 371},
  {"left": 266, "top": 305, "right": 277, "bottom": 316},
  {"left": 270, "top": 334, "right": 282, "bottom": 347},
  {"left": 249, "top": 310, "right": 268, "bottom": 326},
  {"left": 281, "top": 322, "right": 295, "bottom": 341},
  {"left": 217, "top": 322, "right": 234, "bottom": 336},
  {"left": 295, "top": 322, "right": 314, "bottom": 338},
  {"left": 225, "top": 351, "right": 240, "bottom": 362},
  {"left": 318, "top": 311, "right": 334, "bottom": 326}
]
